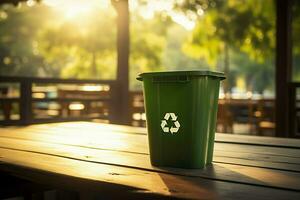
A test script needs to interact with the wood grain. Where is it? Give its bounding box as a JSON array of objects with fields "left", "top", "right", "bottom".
[
  {"left": 1, "top": 122, "right": 300, "bottom": 199},
  {"left": 1, "top": 124, "right": 300, "bottom": 161},
  {"left": 0, "top": 131, "right": 300, "bottom": 191},
  {"left": 0, "top": 148, "right": 300, "bottom": 200}
]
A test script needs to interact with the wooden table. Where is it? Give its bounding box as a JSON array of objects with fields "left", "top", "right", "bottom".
[{"left": 0, "top": 122, "right": 300, "bottom": 199}]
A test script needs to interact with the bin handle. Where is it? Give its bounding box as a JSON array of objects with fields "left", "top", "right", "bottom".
[{"left": 152, "top": 75, "right": 190, "bottom": 83}]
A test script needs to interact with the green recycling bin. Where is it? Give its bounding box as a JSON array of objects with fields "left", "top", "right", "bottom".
[{"left": 137, "top": 70, "right": 225, "bottom": 168}]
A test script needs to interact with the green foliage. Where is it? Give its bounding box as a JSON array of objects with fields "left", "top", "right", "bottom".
[
  {"left": 179, "top": 0, "right": 276, "bottom": 61},
  {"left": 292, "top": 1, "right": 300, "bottom": 81},
  {"left": 0, "top": 2, "right": 169, "bottom": 91},
  {"left": 180, "top": 0, "right": 276, "bottom": 93},
  {"left": 130, "top": 13, "right": 170, "bottom": 90},
  {"left": 0, "top": 3, "right": 51, "bottom": 76},
  {"left": 37, "top": 7, "right": 117, "bottom": 79},
  {"left": 1, "top": 0, "right": 299, "bottom": 95},
  {"left": 182, "top": 10, "right": 223, "bottom": 67},
  {"left": 162, "top": 24, "right": 207, "bottom": 70},
  {"left": 230, "top": 51, "right": 274, "bottom": 93}
]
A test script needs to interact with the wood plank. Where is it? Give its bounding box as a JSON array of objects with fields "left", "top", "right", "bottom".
[
  {"left": 1, "top": 130, "right": 300, "bottom": 175},
  {"left": 1, "top": 137, "right": 300, "bottom": 191},
  {"left": 1, "top": 148, "right": 300, "bottom": 200},
  {"left": 26, "top": 121, "right": 148, "bottom": 135},
  {"left": 0, "top": 126, "right": 149, "bottom": 154},
  {"left": 1, "top": 125, "right": 300, "bottom": 160},
  {"left": 215, "top": 133, "right": 300, "bottom": 148},
  {"left": 50, "top": 122, "right": 300, "bottom": 148},
  {"left": 215, "top": 150, "right": 300, "bottom": 165},
  {"left": 1, "top": 132, "right": 299, "bottom": 173},
  {"left": 1, "top": 125, "right": 300, "bottom": 167},
  {"left": 213, "top": 156, "right": 300, "bottom": 173},
  {"left": 214, "top": 143, "right": 300, "bottom": 158},
  {"left": 18, "top": 122, "right": 300, "bottom": 148}
]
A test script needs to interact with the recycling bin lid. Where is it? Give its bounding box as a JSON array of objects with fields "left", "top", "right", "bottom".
[{"left": 137, "top": 70, "right": 226, "bottom": 81}]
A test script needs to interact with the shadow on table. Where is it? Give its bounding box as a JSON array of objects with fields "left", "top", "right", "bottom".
[{"left": 155, "top": 163, "right": 297, "bottom": 200}]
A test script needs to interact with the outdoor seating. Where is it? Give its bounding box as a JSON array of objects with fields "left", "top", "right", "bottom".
[{"left": 0, "top": 0, "right": 299, "bottom": 199}]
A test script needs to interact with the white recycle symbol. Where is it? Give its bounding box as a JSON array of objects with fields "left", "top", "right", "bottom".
[{"left": 161, "top": 113, "right": 180, "bottom": 134}]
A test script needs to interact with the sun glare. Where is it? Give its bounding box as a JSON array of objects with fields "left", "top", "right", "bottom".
[
  {"left": 42, "top": 0, "right": 197, "bottom": 30},
  {"left": 64, "top": 3, "right": 92, "bottom": 19},
  {"left": 43, "top": 0, "right": 110, "bottom": 20},
  {"left": 131, "top": 0, "right": 197, "bottom": 30}
]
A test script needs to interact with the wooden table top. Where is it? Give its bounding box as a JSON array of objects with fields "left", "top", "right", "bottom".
[{"left": 0, "top": 122, "right": 300, "bottom": 199}]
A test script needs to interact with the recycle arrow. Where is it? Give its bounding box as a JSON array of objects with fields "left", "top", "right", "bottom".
[
  {"left": 170, "top": 127, "right": 179, "bottom": 134},
  {"left": 174, "top": 121, "right": 180, "bottom": 128},
  {"left": 164, "top": 113, "right": 170, "bottom": 120},
  {"left": 161, "top": 120, "right": 167, "bottom": 129},
  {"left": 161, "top": 112, "right": 180, "bottom": 134},
  {"left": 161, "top": 120, "right": 169, "bottom": 133},
  {"left": 163, "top": 127, "right": 169, "bottom": 133},
  {"left": 170, "top": 113, "right": 177, "bottom": 121}
]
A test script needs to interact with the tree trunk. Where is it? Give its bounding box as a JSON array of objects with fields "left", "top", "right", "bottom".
[
  {"left": 111, "top": 0, "right": 130, "bottom": 125},
  {"left": 275, "top": 0, "right": 292, "bottom": 137}
]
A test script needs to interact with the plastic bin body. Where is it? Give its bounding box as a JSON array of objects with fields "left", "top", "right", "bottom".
[{"left": 137, "top": 71, "right": 225, "bottom": 168}]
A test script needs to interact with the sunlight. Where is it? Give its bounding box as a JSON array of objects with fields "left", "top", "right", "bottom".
[
  {"left": 131, "top": 0, "right": 197, "bottom": 30},
  {"left": 42, "top": 0, "right": 197, "bottom": 30},
  {"left": 64, "top": 4, "right": 92, "bottom": 19},
  {"left": 43, "top": 0, "right": 110, "bottom": 20},
  {"left": 81, "top": 85, "right": 110, "bottom": 92},
  {"left": 69, "top": 103, "right": 85, "bottom": 110},
  {"left": 169, "top": 11, "right": 196, "bottom": 30}
]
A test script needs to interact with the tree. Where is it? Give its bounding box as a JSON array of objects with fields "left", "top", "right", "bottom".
[
  {"left": 292, "top": 0, "right": 300, "bottom": 81},
  {"left": 130, "top": 13, "right": 170, "bottom": 90},
  {"left": 0, "top": 1, "right": 170, "bottom": 92},
  {"left": 0, "top": 3, "right": 51, "bottom": 76},
  {"left": 37, "top": 7, "right": 117, "bottom": 79},
  {"left": 162, "top": 24, "right": 204, "bottom": 71},
  {"left": 179, "top": 0, "right": 276, "bottom": 93}
]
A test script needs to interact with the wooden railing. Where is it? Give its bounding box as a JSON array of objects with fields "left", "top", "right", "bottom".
[
  {"left": 0, "top": 76, "right": 121, "bottom": 125},
  {"left": 0, "top": 76, "right": 277, "bottom": 135},
  {"left": 130, "top": 91, "right": 145, "bottom": 127},
  {"left": 128, "top": 91, "right": 277, "bottom": 135},
  {"left": 2, "top": 76, "right": 293, "bottom": 137}
]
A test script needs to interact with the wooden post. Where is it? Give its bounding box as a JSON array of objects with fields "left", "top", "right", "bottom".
[
  {"left": 112, "top": 0, "right": 130, "bottom": 125},
  {"left": 20, "top": 80, "right": 32, "bottom": 125},
  {"left": 289, "top": 83, "right": 297, "bottom": 137},
  {"left": 275, "top": 0, "right": 292, "bottom": 137},
  {"left": 108, "top": 82, "right": 122, "bottom": 124}
]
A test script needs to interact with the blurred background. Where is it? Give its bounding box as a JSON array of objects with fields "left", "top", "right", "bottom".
[{"left": 0, "top": 0, "right": 299, "bottom": 137}]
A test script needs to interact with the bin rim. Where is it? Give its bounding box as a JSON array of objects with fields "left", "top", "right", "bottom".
[{"left": 137, "top": 70, "right": 226, "bottom": 81}]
